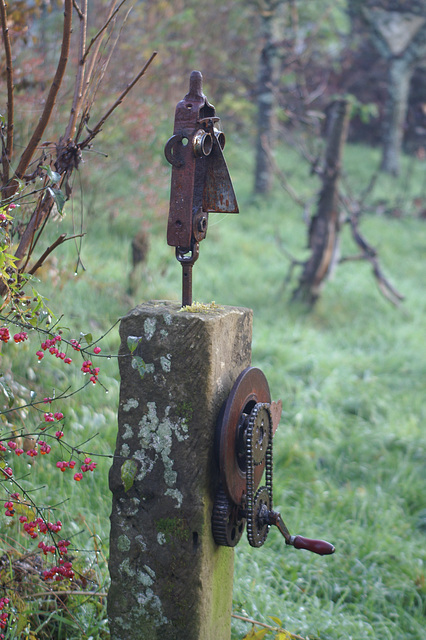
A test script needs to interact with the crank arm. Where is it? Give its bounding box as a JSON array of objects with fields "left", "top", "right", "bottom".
[{"left": 267, "top": 510, "right": 335, "bottom": 556}]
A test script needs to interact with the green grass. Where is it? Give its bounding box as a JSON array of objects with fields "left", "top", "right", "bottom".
[{"left": 1, "top": 139, "right": 426, "bottom": 638}]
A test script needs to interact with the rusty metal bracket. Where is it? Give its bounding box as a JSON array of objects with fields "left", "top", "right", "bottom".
[{"left": 165, "top": 70, "right": 239, "bottom": 307}]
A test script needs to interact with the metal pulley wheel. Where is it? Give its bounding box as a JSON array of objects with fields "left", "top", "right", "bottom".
[{"left": 214, "top": 367, "right": 271, "bottom": 508}]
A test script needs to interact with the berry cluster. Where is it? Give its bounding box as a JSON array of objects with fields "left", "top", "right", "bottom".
[
  {"left": 39, "top": 441, "right": 51, "bottom": 455},
  {"left": 38, "top": 537, "right": 69, "bottom": 555},
  {"left": 73, "top": 456, "right": 97, "bottom": 481},
  {"left": 0, "top": 321, "right": 106, "bottom": 601},
  {"left": 4, "top": 500, "right": 15, "bottom": 517},
  {"left": 13, "top": 332, "right": 28, "bottom": 343},
  {"left": 56, "top": 460, "right": 76, "bottom": 472},
  {"left": 42, "top": 558, "right": 74, "bottom": 581},
  {"left": 37, "top": 334, "right": 72, "bottom": 364},
  {"left": 81, "top": 360, "right": 100, "bottom": 384},
  {"left": 0, "top": 597, "right": 10, "bottom": 635},
  {"left": 0, "top": 466, "right": 13, "bottom": 478},
  {"left": 18, "top": 515, "right": 62, "bottom": 539},
  {"left": 44, "top": 411, "right": 64, "bottom": 422},
  {"left": 0, "top": 327, "right": 10, "bottom": 343},
  {"left": 7, "top": 441, "right": 24, "bottom": 456}
]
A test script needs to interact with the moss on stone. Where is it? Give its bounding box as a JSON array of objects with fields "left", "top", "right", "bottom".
[
  {"left": 179, "top": 301, "right": 223, "bottom": 313},
  {"left": 155, "top": 516, "right": 190, "bottom": 544},
  {"left": 176, "top": 400, "right": 193, "bottom": 424}
]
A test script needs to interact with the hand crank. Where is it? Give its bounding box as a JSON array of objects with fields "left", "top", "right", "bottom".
[{"left": 260, "top": 504, "right": 335, "bottom": 555}]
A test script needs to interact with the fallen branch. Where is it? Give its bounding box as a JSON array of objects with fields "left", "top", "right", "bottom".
[
  {"left": 231, "top": 613, "right": 306, "bottom": 639},
  {"left": 341, "top": 197, "right": 404, "bottom": 306}
]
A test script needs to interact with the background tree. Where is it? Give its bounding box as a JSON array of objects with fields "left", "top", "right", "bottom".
[
  {"left": 253, "top": 0, "right": 281, "bottom": 195},
  {"left": 348, "top": 0, "right": 426, "bottom": 175}
]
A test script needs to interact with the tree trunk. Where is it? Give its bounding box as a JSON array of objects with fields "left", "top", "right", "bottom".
[
  {"left": 380, "top": 55, "right": 414, "bottom": 176},
  {"left": 254, "top": 9, "right": 276, "bottom": 194},
  {"left": 292, "top": 100, "right": 351, "bottom": 305}
]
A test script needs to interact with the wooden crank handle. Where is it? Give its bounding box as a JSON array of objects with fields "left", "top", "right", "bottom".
[
  {"left": 290, "top": 535, "right": 335, "bottom": 556},
  {"left": 267, "top": 510, "right": 335, "bottom": 556}
]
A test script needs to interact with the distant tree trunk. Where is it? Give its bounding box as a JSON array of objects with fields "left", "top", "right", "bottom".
[
  {"left": 254, "top": 1, "right": 279, "bottom": 194},
  {"left": 380, "top": 56, "right": 415, "bottom": 175},
  {"left": 348, "top": 1, "right": 426, "bottom": 176},
  {"left": 292, "top": 100, "right": 350, "bottom": 305}
]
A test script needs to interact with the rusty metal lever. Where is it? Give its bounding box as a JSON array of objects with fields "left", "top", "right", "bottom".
[
  {"left": 263, "top": 507, "right": 335, "bottom": 556},
  {"left": 165, "top": 71, "right": 238, "bottom": 307}
]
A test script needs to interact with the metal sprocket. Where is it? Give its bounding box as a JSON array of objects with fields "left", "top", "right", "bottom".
[
  {"left": 248, "top": 403, "right": 271, "bottom": 466},
  {"left": 247, "top": 486, "right": 270, "bottom": 547}
]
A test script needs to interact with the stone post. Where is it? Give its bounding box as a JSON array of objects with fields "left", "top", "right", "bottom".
[{"left": 108, "top": 300, "right": 252, "bottom": 640}]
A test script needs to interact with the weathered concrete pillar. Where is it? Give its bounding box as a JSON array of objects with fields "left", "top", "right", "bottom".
[{"left": 108, "top": 300, "right": 252, "bottom": 640}]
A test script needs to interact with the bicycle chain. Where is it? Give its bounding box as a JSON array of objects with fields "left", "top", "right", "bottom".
[{"left": 246, "top": 403, "right": 274, "bottom": 547}]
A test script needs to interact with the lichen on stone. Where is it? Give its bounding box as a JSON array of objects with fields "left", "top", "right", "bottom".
[
  {"left": 117, "top": 534, "right": 131, "bottom": 552},
  {"left": 135, "top": 402, "right": 189, "bottom": 507},
  {"left": 122, "top": 424, "right": 133, "bottom": 440},
  {"left": 144, "top": 317, "right": 157, "bottom": 340},
  {"left": 160, "top": 354, "right": 172, "bottom": 372},
  {"left": 120, "top": 443, "right": 130, "bottom": 458},
  {"left": 123, "top": 398, "right": 139, "bottom": 412}
]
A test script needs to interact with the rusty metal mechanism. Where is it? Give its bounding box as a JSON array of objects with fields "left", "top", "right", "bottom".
[
  {"left": 165, "top": 71, "right": 239, "bottom": 307},
  {"left": 212, "top": 367, "right": 335, "bottom": 555}
]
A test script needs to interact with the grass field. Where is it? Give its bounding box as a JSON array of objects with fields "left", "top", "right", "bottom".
[{"left": 1, "top": 138, "right": 425, "bottom": 639}]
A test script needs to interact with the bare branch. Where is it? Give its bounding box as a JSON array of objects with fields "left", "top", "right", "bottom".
[
  {"left": 13, "top": 0, "right": 73, "bottom": 186},
  {"left": 80, "top": 51, "right": 158, "bottom": 150},
  {"left": 341, "top": 197, "right": 404, "bottom": 306},
  {"left": 63, "top": 0, "right": 88, "bottom": 141},
  {"left": 72, "top": 0, "right": 84, "bottom": 19},
  {"left": 14, "top": 191, "right": 55, "bottom": 265},
  {"left": 0, "top": 0, "right": 14, "bottom": 187},
  {"left": 28, "top": 233, "right": 84, "bottom": 276},
  {"left": 82, "top": 0, "right": 128, "bottom": 64},
  {"left": 231, "top": 614, "right": 306, "bottom": 640},
  {"left": 75, "top": 1, "right": 129, "bottom": 142},
  {"left": 262, "top": 137, "right": 306, "bottom": 208}
]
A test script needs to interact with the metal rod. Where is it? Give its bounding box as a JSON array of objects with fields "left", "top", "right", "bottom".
[
  {"left": 176, "top": 243, "right": 199, "bottom": 308},
  {"left": 182, "top": 262, "right": 193, "bottom": 307}
]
